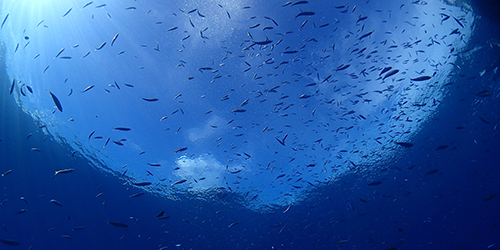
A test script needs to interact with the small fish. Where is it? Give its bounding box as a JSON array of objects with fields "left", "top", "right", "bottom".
[
  {"left": 283, "top": 50, "right": 299, "bottom": 54},
  {"left": 113, "top": 127, "right": 131, "bottom": 131},
  {"left": 475, "top": 90, "right": 492, "bottom": 97},
  {"left": 479, "top": 116, "right": 490, "bottom": 124},
  {"left": 171, "top": 179, "right": 187, "bottom": 186},
  {"left": 435, "top": 145, "right": 448, "bottom": 150},
  {"left": 358, "top": 30, "right": 374, "bottom": 40},
  {"left": 356, "top": 15, "right": 368, "bottom": 23},
  {"left": 453, "top": 16, "right": 464, "bottom": 28},
  {"left": 81, "top": 85, "right": 94, "bottom": 93},
  {"left": 383, "top": 69, "right": 399, "bottom": 80},
  {"left": 95, "top": 41, "right": 106, "bottom": 50},
  {"left": 1, "top": 169, "right": 12, "bottom": 177},
  {"left": 197, "top": 67, "right": 213, "bottom": 71},
  {"left": 129, "top": 192, "right": 145, "bottom": 198},
  {"left": 62, "top": 8, "right": 73, "bottom": 18},
  {"left": 483, "top": 193, "right": 496, "bottom": 201},
  {"left": 173, "top": 147, "right": 188, "bottom": 153},
  {"left": 87, "top": 130, "right": 95, "bottom": 140},
  {"left": 231, "top": 109, "right": 246, "bottom": 113},
  {"left": 125, "top": 6, "right": 136, "bottom": 10},
  {"left": 82, "top": 51, "right": 91, "bottom": 58},
  {"left": 148, "top": 163, "right": 161, "bottom": 167},
  {"left": 291, "top": 0, "right": 309, "bottom": 6},
  {"left": 82, "top": 1, "right": 93, "bottom": 9},
  {"left": 425, "top": 169, "right": 438, "bottom": 175},
  {"left": 249, "top": 23, "right": 261, "bottom": 29},
  {"left": 142, "top": 97, "right": 159, "bottom": 102},
  {"left": 132, "top": 181, "right": 151, "bottom": 187},
  {"left": 103, "top": 137, "right": 110, "bottom": 148},
  {"left": 1, "top": 14, "right": 9, "bottom": 29},
  {"left": 55, "top": 48, "right": 65, "bottom": 58},
  {"left": 228, "top": 221, "right": 240, "bottom": 228},
  {"left": 52, "top": 168, "right": 75, "bottom": 178},
  {"left": 395, "top": 142, "right": 413, "bottom": 148},
  {"left": 9, "top": 78, "right": 15, "bottom": 94},
  {"left": 156, "top": 211, "right": 165, "bottom": 218},
  {"left": 367, "top": 181, "right": 382, "bottom": 186},
  {"left": 275, "top": 133, "right": 288, "bottom": 146},
  {"left": 157, "top": 215, "right": 170, "bottom": 220},
  {"left": 240, "top": 98, "right": 249, "bottom": 107},
  {"left": 111, "top": 33, "right": 119, "bottom": 46},
  {"left": 48, "top": 90, "right": 63, "bottom": 112},
  {"left": 283, "top": 204, "right": 291, "bottom": 213},
  {"left": 0, "top": 239, "right": 20, "bottom": 246},
  {"left": 16, "top": 208, "right": 28, "bottom": 214},
  {"left": 295, "top": 11, "right": 315, "bottom": 19},
  {"left": 336, "top": 64, "right": 350, "bottom": 71},
  {"left": 264, "top": 16, "right": 279, "bottom": 26},
  {"left": 253, "top": 39, "right": 273, "bottom": 45},
  {"left": 410, "top": 76, "right": 432, "bottom": 81},
  {"left": 108, "top": 221, "right": 129, "bottom": 228},
  {"left": 50, "top": 199, "right": 63, "bottom": 206}
]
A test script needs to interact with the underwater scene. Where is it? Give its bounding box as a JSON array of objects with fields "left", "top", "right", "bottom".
[{"left": 0, "top": 0, "right": 499, "bottom": 249}]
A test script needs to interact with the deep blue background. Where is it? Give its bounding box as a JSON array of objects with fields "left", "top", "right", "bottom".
[{"left": 1, "top": 0, "right": 500, "bottom": 249}]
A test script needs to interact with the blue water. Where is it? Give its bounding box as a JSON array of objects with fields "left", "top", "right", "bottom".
[{"left": 1, "top": 0, "right": 499, "bottom": 249}]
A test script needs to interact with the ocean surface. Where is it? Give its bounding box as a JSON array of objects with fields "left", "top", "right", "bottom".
[{"left": 0, "top": 0, "right": 499, "bottom": 249}]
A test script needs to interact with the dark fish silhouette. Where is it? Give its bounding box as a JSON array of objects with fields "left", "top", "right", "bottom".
[
  {"left": 475, "top": 90, "right": 492, "bottom": 97},
  {"left": 9, "top": 78, "right": 15, "bottom": 94},
  {"left": 171, "top": 179, "right": 187, "bottom": 186},
  {"left": 111, "top": 33, "right": 119, "bottom": 46},
  {"left": 142, "top": 97, "right": 159, "bottom": 102},
  {"left": 108, "top": 221, "right": 129, "bottom": 228},
  {"left": 425, "top": 169, "right": 438, "bottom": 175},
  {"left": 113, "top": 127, "right": 131, "bottom": 131},
  {"left": 48, "top": 90, "right": 63, "bottom": 112},
  {"left": 383, "top": 69, "right": 399, "bottom": 80},
  {"left": 62, "top": 8, "right": 72, "bottom": 18},
  {"left": 396, "top": 142, "right": 414, "bottom": 148},
  {"left": 132, "top": 182, "right": 151, "bottom": 187},
  {"left": 295, "top": 11, "right": 315, "bottom": 19},
  {"left": 1, "top": 14, "right": 9, "bottom": 29},
  {"left": 358, "top": 30, "right": 373, "bottom": 40},
  {"left": 411, "top": 76, "right": 431, "bottom": 81},
  {"left": 0, "top": 239, "right": 20, "bottom": 246},
  {"left": 173, "top": 147, "right": 188, "bottom": 153},
  {"left": 82, "top": 1, "right": 93, "bottom": 9}
]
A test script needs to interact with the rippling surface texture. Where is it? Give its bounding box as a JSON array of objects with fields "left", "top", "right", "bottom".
[{"left": 0, "top": 0, "right": 499, "bottom": 249}]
